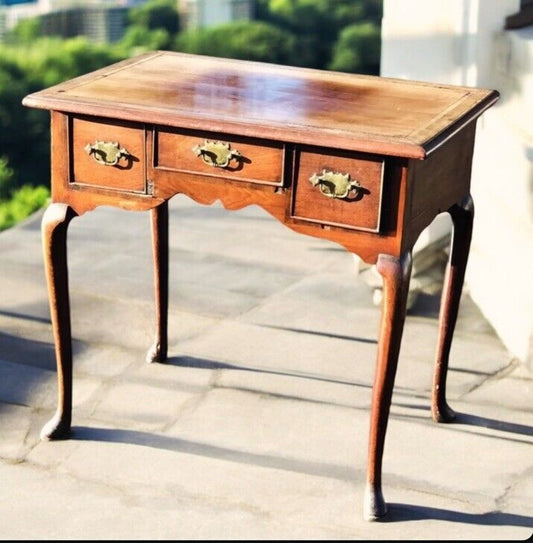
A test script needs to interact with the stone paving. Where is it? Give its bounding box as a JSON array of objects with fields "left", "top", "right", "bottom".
[{"left": 0, "top": 196, "right": 532, "bottom": 540}]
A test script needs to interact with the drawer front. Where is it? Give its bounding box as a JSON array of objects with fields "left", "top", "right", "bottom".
[
  {"left": 154, "top": 127, "right": 284, "bottom": 186},
  {"left": 291, "top": 147, "right": 384, "bottom": 232},
  {"left": 71, "top": 116, "right": 146, "bottom": 192}
]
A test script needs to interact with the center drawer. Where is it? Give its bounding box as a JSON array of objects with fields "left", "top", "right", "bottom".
[{"left": 154, "top": 127, "right": 284, "bottom": 187}]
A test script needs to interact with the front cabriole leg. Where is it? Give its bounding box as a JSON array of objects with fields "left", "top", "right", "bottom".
[
  {"left": 364, "top": 251, "right": 412, "bottom": 521},
  {"left": 40, "top": 203, "right": 78, "bottom": 440}
]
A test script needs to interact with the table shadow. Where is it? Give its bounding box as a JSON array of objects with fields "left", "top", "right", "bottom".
[
  {"left": 392, "top": 403, "right": 533, "bottom": 443},
  {"left": 70, "top": 425, "right": 533, "bottom": 529},
  {"left": 386, "top": 503, "right": 533, "bottom": 529},
  {"left": 166, "top": 354, "right": 373, "bottom": 389}
]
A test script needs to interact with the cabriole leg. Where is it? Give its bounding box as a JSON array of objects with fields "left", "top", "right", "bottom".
[
  {"left": 146, "top": 201, "right": 169, "bottom": 363},
  {"left": 40, "top": 203, "right": 77, "bottom": 440},
  {"left": 364, "top": 251, "right": 412, "bottom": 521},
  {"left": 432, "top": 194, "right": 474, "bottom": 423}
]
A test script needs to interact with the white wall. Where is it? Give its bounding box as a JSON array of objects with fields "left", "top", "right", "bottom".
[
  {"left": 381, "top": 0, "right": 533, "bottom": 367},
  {"left": 468, "top": 25, "right": 533, "bottom": 366}
]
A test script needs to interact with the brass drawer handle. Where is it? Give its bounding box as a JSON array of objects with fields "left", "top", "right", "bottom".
[
  {"left": 193, "top": 140, "right": 241, "bottom": 168},
  {"left": 84, "top": 141, "right": 131, "bottom": 166},
  {"left": 310, "top": 169, "right": 361, "bottom": 200}
]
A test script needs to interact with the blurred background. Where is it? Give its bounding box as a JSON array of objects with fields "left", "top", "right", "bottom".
[{"left": 0, "top": 0, "right": 531, "bottom": 370}]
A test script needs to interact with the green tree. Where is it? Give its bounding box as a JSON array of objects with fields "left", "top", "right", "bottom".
[
  {"left": 0, "top": 156, "right": 15, "bottom": 200},
  {"left": 119, "top": 0, "right": 180, "bottom": 52},
  {"left": 328, "top": 22, "right": 381, "bottom": 74},
  {"left": 0, "top": 184, "right": 50, "bottom": 231},
  {"left": 257, "top": 0, "right": 334, "bottom": 68},
  {"left": 264, "top": 0, "right": 381, "bottom": 28},
  {"left": 175, "top": 20, "right": 298, "bottom": 65},
  {"left": 119, "top": 26, "right": 172, "bottom": 52},
  {"left": 127, "top": 0, "right": 180, "bottom": 35},
  {"left": 0, "top": 38, "right": 125, "bottom": 192},
  {"left": 256, "top": 0, "right": 382, "bottom": 69},
  {"left": 16, "top": 37, "right": 124, "bottom": 88},
  {"left": 0, "top": 57, "right": 37, "bottom": 191},
  {"left": 5, "top": 16, "right": 42, "bottom": 44}
]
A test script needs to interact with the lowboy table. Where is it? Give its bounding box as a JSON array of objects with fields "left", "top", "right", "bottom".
[{"left": 23, "top": 51, "right": 499, "bottom": 521}]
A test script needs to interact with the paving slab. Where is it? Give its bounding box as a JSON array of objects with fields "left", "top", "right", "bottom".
[{"left": 0, "top": 198, "right": 532, "bottom": 540}]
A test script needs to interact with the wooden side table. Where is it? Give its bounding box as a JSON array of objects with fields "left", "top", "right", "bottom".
[{"left": 23, "top": 51, "right": 499, "bottom": 521}]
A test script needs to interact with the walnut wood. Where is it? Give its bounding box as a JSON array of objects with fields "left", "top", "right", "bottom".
[
  {"left": 40, "top": 203, "right": 78, "bottom": 440},
  {"left": 432, "top": 194, "right": 474, "bottom": 423},
  {"left": 402, "top": 122, "right": 476, "bottom": 253},
  {"left": 146, "top": 131, "right": 408, "bottom": 264},
  {"left": 291, "top": 146, "right": 384, "bottom": 232},
  {"left": 364, "top": 251, "right": 412, "bottom": 521},
  {"left": 146, "top": 201, "right": 169, "bottom": 364},
  {"left": 23, "top": 51, "right": 498, "bottom": 160},
  {"left": 22, "top": 52, "right": 499, "bottom": 522},
  {"left": 51, "top": 111, "right": 164, "bottom": 216},
  {"left": 71, "top": 115, "right": 146, "bottom": 193},
  {"left": 156, "top": 127, "right": 285, "bottom": 187}
]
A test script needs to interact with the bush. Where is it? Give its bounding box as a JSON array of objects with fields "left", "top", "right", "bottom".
[
  {"left": 175, "top": 20, "right": 298, "bottom": 65},
  {"left": 0, "top": 156, "right": 15, "bottom": 200},
  {"left": 328, "top": 22, "right": 381, "bottom": 74},
  {"left": 0, "top": 38, "right": 126, "bottom": 196},
  {"left": 119, "top": 26, "right": 171, "bottom": 52},
  {"left": 127, "top": 0, "right": 180, "bottom": 34},
  {"left": 0, "top": 185, "right": 50, "bottom": 231}
]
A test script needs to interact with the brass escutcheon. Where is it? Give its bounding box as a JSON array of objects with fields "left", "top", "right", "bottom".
[
  {"left": 309, "top": 169, "right": 361, "bottom": 199},
  {"left": 192, "top": 140, "right": 241, "bottom": 168},
  {"left": 84, "top": 141, "right": 131, "bottom": 166}
]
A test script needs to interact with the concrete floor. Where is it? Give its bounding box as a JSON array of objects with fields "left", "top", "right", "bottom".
[{"left": 0, "top": 196, "right": 531, "bottom": 540}]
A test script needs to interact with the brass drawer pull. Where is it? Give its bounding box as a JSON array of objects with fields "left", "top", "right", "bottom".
[
  {"left": 193, "top": 140, "right": 241, "bottom": 168},
  {"left": 84, "top": 141, "right": 131, "bottom": 166},
  {"left": 310, "top": 169, "right": 361, "bottom": 200}
]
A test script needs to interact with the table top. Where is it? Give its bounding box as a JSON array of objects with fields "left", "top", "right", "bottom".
[{"left": 23, "top": 50, "right": 499, "bottom": 159}]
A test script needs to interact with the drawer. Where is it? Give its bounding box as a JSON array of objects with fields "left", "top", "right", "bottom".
[
  {"left": 291, "top": 147, "right": 384, "bottom": 232},
  {"left": 154, "top": 127, "right": 284, "bottom": 187},
  {"left": 70, "top": 116, "right": 146, "bottom": 193}
]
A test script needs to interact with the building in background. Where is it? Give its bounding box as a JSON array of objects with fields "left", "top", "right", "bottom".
[
  {"left": 2, "top": 0, "right": 256, "bottom": 42},
  {"left": 40, "top": 3, "right": 127, "bottom": 42},
  {"left": 0, "top": 0, "right": 145, "bottom": 42},
  {"left": 0, "top": 0, "right": 40, "bottom": 39},
  {"left": 178, "top": 0, "right": 253, "bottom": 29}
]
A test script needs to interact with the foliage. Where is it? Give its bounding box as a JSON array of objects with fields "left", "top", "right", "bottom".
[
  {"left": 127, "top": 0, "right": 180, "bottom": 35},
  {"left": 0, "top": 55, "right": 37, "bottom": 193},
  {"left": 263, "top": 0, "right": 382, "bottom": 26},
  {"left": 175, "top": 20, "right": 297, "bottom": 65},
  {"left": 121, "top": 0, "right": 180, "bottom": 51},
  {"left": 4, "top": 16, "right": 42, "bottom": 44},
  {"left": 0, "top": 156, "right": 15, "bottom": 200},
  {"left": 328, "top": 22, "right": 381, "bottom": 75},
  {"left": 6, "top": 36, "right": 125, "bottom": 88},
  {"left": 256, "top": 0, "right": 382, "bottom": 69},
  {"left": 119, "top": 25, "right": 172, "bottom": 52},
  {"left": 0, "top": 38, "right": 125, "bottom": 196},
  {"left": 0, "top": 184, "right": 50, "bottom": 231}
]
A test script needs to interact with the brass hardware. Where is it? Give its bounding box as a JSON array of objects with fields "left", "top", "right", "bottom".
[
  {"left": 309, "top": 169, "right": 361, "bottom": 199},
  {"left": 84, "top": 141, "right": 131, "bottom": 166},
  {"left": 192, "top": 140, "right": 241, "bottom": 168}
]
